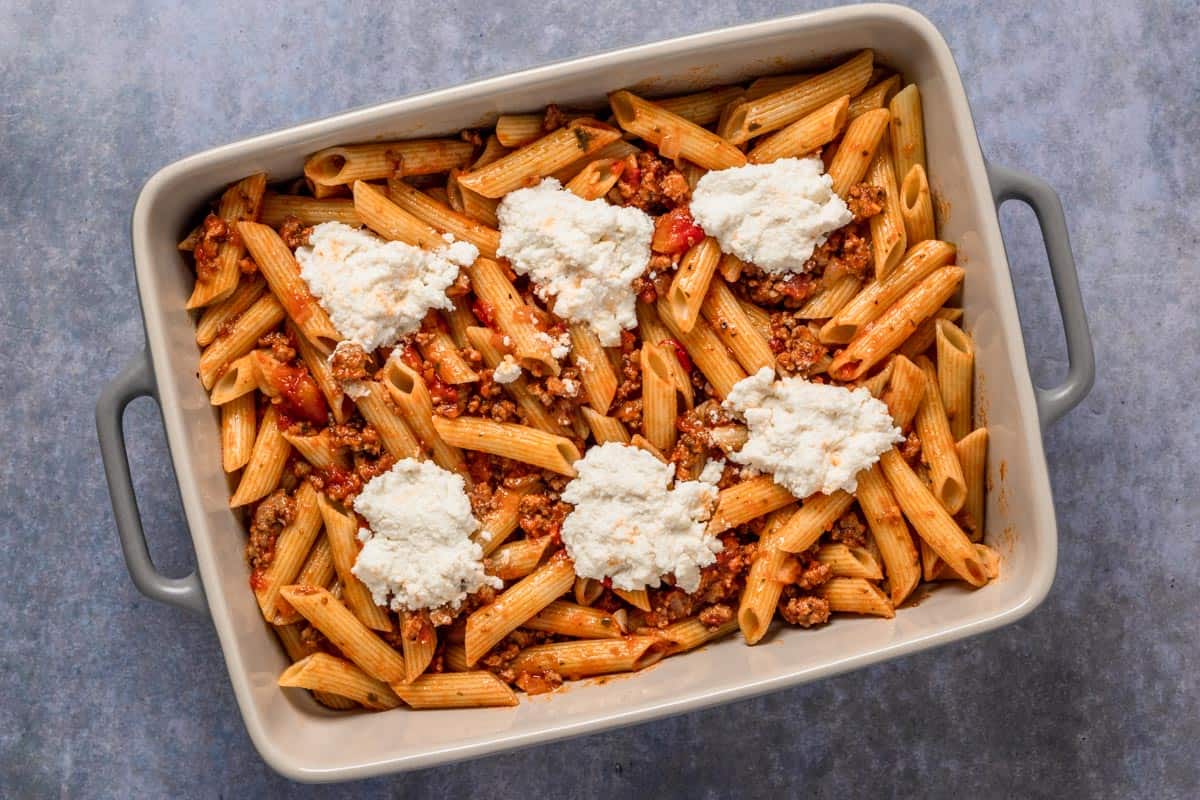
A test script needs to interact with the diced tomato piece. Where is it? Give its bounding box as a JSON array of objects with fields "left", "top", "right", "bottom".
[
  {"left": 262, "top": 361, "right": 328, "bottom": 425},
  {"left": 659, "top": 338, "right": 692, "bottom": 373},
  {"left": 651, "top": 207, "right": 705, "bottom": 255},
  {"left": 472, "top": 298, "right": 497, "bottom": 328}
]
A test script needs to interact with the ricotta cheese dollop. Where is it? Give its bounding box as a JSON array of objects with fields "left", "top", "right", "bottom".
[
  {"left": 560, "top": 443, "right": 722, "bottom": 593},
  {"left": 352, "top": 458, "right": 500, "bottom": 611},
  {"left": 295, "top": 222, "right": 478, "bottom": 352},
  {"left": 496, "top": 179, "right": 653, "bottom": 346},
  {"left": 723, "top": 368, "right": 902, "bottom": 497},
  {"left": 690, "top": 157, "right": 852, "bottom": 275}
]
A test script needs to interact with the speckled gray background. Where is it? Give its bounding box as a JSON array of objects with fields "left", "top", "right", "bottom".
[{"left": 2, "top": 0, "right": 1197, "bottom": 796}]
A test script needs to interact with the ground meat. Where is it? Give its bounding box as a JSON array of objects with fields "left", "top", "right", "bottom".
[
  {"left": 611, "top": 330, "right": 643, "bottom": 404},
  {"left": 846, "top": 182, "right": 885, "bottom": 221},
  {"left": 614, "top": 398, "right": 643, "bottom": 429},
  {"left": 769, "top": 311, "right": 828, "bottom": 376},
  {"left": 257, "top": 331, "right": 297, "bottom": 364},
  {"left": 479, "top": 629, "right": 556, "bottom": 684},
  {"left": 831, "top": 510, "right": 868, "bottom": 548},
  {"left": 642, "top": 588, "right": 696, "bottom": 628},
  {"left": 278, "top": 215, "right": 313, "bottom": 249},
  {"left": 614, "top": 152, "right": 690, "bottom": 214},
  {"left": 327, "top": 421, "right": 383, "bottom": 457},
  {"left": 804, "top": 222, "right": 873, "bottom": 281},
  {"left": 698, "top": 603, "right": 734, "bottom": 628},
  {"left": 541, "top": 104, "right": 568, "bottom": 133},
  {"left": 778, "top": 593, "right": 831, "bottom": 627},
  {"left": 514, "top": 669, "right": 564, "bottom": 695},
  {"left": 694, "top": 535, "right": 757, "bottom": 605},
  {"left": 192, "top": 213, "right": 231, "bottom": 280},
  {"left": 735, "top": 264, "right": 820, "bottom": 308},
  {"left": 524, "top": 365, "right": 585, "bottom": 430},
  {"left": 238, "top": 256, "right": 257, "bottom": 275},
  {"left": 784, "top": 557, "right": 833, "bottom": 591},
  {"left": 435, "top": 348, "right": 520, "bottom": 422},
  {"left": 900, "top": 430, "right": 922, "bottom": 464},
  {"left": 245, "top": 489, "right": 296, "bottom": 571},
  {"left": 329, "top": 341, "right": 370, "bottom": 382},
  {"left": 632, "top": 255, "right": 676, "bottom": 303},
  {"left": 668, "top": 406, "right": 716, "bottom": 481},
  {"left": 397, "top": 340, "right": 461, "bottom": 414},
  {"left": 517, "top": 492, "right": 570, "bottom": 544}
]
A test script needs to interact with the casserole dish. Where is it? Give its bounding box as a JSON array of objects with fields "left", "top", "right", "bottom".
[{"left": 97, "top": 3, "right": 1093, "bottom": 781}]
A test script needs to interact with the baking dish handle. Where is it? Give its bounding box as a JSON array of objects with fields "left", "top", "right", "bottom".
[
  {"left": 986, "top": 162, "right": 1095, "bottom": 429},
  {"left": 96, "top": 348, "right": 208, "bottom": 616}
]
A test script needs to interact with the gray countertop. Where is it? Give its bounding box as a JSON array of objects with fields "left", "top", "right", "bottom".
[{"left": 2, "top": 1, "right": 1197, "bottom": 796}]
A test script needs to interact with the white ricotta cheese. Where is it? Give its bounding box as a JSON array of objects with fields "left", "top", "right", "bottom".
[
  {"left": 492, "top": 355, "right": 522, "bottom": 384},
  {"left": 496, "top": 179, "right": 653, "bottom": 346},
  {"left": 723, "top": 368, "right": 902, "bottom": 497},
  {"left": 560, "top": 443, "right": 721, "bottom": 593},
  {"left": 295, "top": 221, "right": 478, "bottom": 352},
  {"left": 352, "top": 458, "right": 500, "bottom": 611},
  {"left": 698, "top": 458, "right": 727, "bottom": 485},
  {"left": 690, "top": 157, "right": 852, "bottom": 275},
  {"left": 535, "top": 329, "right": 572, "bottom": 360}
]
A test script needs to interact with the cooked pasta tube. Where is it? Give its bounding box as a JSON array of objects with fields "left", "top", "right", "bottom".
[
  {"left": 613, "top": 588, "right": 651, "bottom": 612},
  {"left": 796, "top": 274, "right": 863, "bottom": 320},
  {"left": 815, "top": 543, "right": 884, "bottom": 580},
  {"left": 897, "top": 307, "right": 963, "bottom": 360},
  {"left": 900, "top": 164, "right": 935, "bottom": 244},
  {"left": 955, "top": 428, "right": 989, "bottom": 541},
  {"left": 279, "top": 653, "right": 402, "bottom": 710},
  {"left": 385, "top": 178, "right": 501, "bottom": 258},
  {"left": 288, "top": 321, "right": 348, "bottom": 424},
  {"left": 866, "top": 135, "right": 907, "bottom": 279},
  {"left": 465, "top": 257, "right": 559, "bottom": 375},
  {"left": 209, "top": 352, "right": 262, "bottom": 405},
  {"left": 662, "top": 617, "right": 739, "bottom": 655},
  {"left": 609, "top": 91, "right": 746, "bottom": 170},
  {"left": 855, "top": 463, "right": 921, "bottom": 605},
  {"left": 260, "top": 194, "right": 360, "bottom": 227},
  {"left": 880, "top": 354, "right": 925, "bottom": 431},
  {"left": 273, "top": 626, "right": 358, "bottom": 709},
  {"left": 936, "top": 319, "right": 975, "bottom": 440},
  {"left": 220, "top": 394, "right": 256, "bottom": 473},
  {"left": 396, "top": 611, "right": 438, "bottom": 683},
  {"left": 458, "top": 119, "right": 622, "bottom": 198},
  {"left": 737, "top": 507, "right": 798, "bottom": 644},
  {"left": 826, "top": 108, "right": 890, "bottom": 197},
  {"left": 653, "top": 85, "right": 745, "bottom": 124},
  {"left": 574, "top": 576, "right": 604, "bottom": 607},
  {"left": 195, "top": 274, "right": 266, "bottom": 347},
  {"left": 464, "top": 327, "right": 570, "bottom": 436},
  {"left": 187, "top": 173, "right": 267, "bottom": 308},
  {"left": 381, "top": 358, "right": 467, "bottom": 474},
  {"left": 282, "top": 429, "right": 348, "bottom": 470},
  {"left": 475, "top": 477, "right": 541, "bottom": 556},
  {"left": 305, "top": 139, "right": 474, "bottom": 187},
  {"left": 523, "top": 600, "right": 623, "bottom": 639},
  {"left": 817, "top": 578, "right": 894, "bottom": 618},
  {"left": 580, "top": 407, "right": 631, "bottom": 444},
  {"left": 252, "top": 481, "right": 323, "bottom": 622},
  {"left": 700, "top": 275, "right": 776, "bottom": 374},
  {"left": 914, "top": 355, "right": 967, "bottom": 514},
  {"left": 656, "top": 297, "right": 747, "bottom": 399},
  {"left": 465, "top": 553, "right": 577, "bottom": 665},
  {"left": 888, "top": 84, "right": 926, "bottom": 185},
  {"left": 198, "top": 293, "right": 285, "bottom": 390},
  {"left": 640, "top": 341, "right": 679, "bottom": 452},
  {"left": 433, "top": 416, "right": 580, "bottom": 476},
  {"left": 847, "top": 75, "right": 901, "bottom": 120},
  {"left": 509, "top": 636, "right": 667, "bottom": 680},
  {"left": 353, "top": 381, "right": 423, "bottom": 460},
  {"left": 230, "top": 407, "right": 292, "bottom": 507},
  {"left": 390, "top": 672, "right": 518, "bottom": 708},
  {"left": 485, "top": 536, "right": 555, "bottom": 581},
  {"left": 318, "top": 494, "right": 393, "bottom": 632},
  {"left": 564, "top": 157, "right": 625, "bottom": 201},
  {"left": 708, "top": 475, "right": 797, "bottom": 534},
  {"left": 280, "top": 585, "right": 407, "bottom": 684},
  {"left": 568, "top": 323, "right": 618, "bottom": 413},
  {"left": 748, "top": 95, "right": 849, "bottom": 164},
  {"left": 775, "top": 491, "right": 855, "bottom": 553}
]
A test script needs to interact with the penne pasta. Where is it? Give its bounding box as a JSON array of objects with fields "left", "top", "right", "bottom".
[
  {"left": 888, "top": 84, "right": 926, "bottom": 186},
  {"left": 220, "top": 394, "right": 256, "bottom": 473},
  {"left": 433, "top": 416, "right": 581, "bottom": 476},
  {"left": 914, "top": 355, "right": 968, "bottom": 514},
  {"left": 900, "top": 164, "right": 936, "bottom": 244},
  {"left": 827, "top": 266, "right": 965, "bottom": 381},
  {"left": 935, "top": 318, "right": 975, "bottom": 440},
  {"left": 237, "top": 221, "right": 342, "bottom": 353},
  {"left": 580, "top": 406, "right": 631, "bottom": 444},
  {"left": 612, "top": 588, "right": 651, "bottom": 612},
  {"left": 210, "top": 351, "right": 261, "bottom": 405},
  {"left": 564, "top": 158, "right": 626, "bottom": 201},
  {"left": 282, "top": 429, "right": 348, "bottom": 470},
  {"left": 747, "top": 95, "right": 849, "bottom": 164},
  {"left": 195, "top": 274, "right": 266, "bottom": 347},
  {"left": 458, "top": 119, "right": 622, "bottom": 198},
  {"left": 416, "top": 318, "right": 479, "bottom": 385},
  {"left": 386, "top": 178, "right": 501, "bottom": 258},
  {"left": 653, "top": 85, "right": 745, "bottom": 125},
  {"left": 485, "top": 536, "right": 555, "bottom": 581},
  {"left": 465, "top": 553, "right": 576, "bottom": 665},
  {"left": 230, "top": 407, "right": 292, "bottom": 507},
  {"left": 464, "top": 327, "right": 571, "bottom": 436},
  {"left": 796, "top": 274, "right": 863, "bottom": 320},
  {"left": 880, "top": 354, "right": 925, "bottom": 431},
  {"left": 878, "top": 449, "right": 987, "bottom": 587},
  {"left": 274, "top": 626, "right": 359, "bottom": 709},
  {"left": 847, "top": 75, "right": 901, "bottom": 120},
  {"left": 700, "top": 275, "right": 776, "bottom": 374},
  {"left": 380, "top": 358, "right": 467, "bottom": 474},
  {"left": 510, "top": 636, "right": 667, "bottom": 680},
  {"left": 475, "top": 477, "right": 541, "bottom": 556},
  {"left": 398, "top": 611, "right": 438, "bottom": 683},
  {"left": 280, "top": 585, "right": 408, "bottom": 684},
  {"left": 708, "top": 475, "right": 797, "bottom": 534},
  {"left": 390, "top": 672, "right": 518, "bottom": 708},
  {"left": 855, "top": 463, "right": 921, "bottom": 606},
  {"left": 865, "top": 134, "right": 907, "bottom": 279},
  {"left": 279, "top": 653, "right": 402, "bottom": 710},
  {"left": 720, "top": 50, "right": 873, "bottom": 144},
  {"left": 815, "top": 543, "right": 884, "bottom": 580},
  {"left": 568, "top": 323, "right": 618, "bottom": 414},
  {"left": 826, "top": 108, "right": 890, "bottom": 197},
  {"left": 640, "top": 341, "right": 679, "bottom": 452},
  {"left": 662, "top": 617, "right": 739, "bottom": 655},
  {"left": 737, "top": 507, "right": 798, "bottom": 644},
  {"left": 198, "top": 293, "right": 285, "bottom": 390},
  {"left": 744, "top": 73, "right": 811, "bottom": 100},
  {"left": 574, "top": 576, "right": 604, "bottom": 607},
  {"left": 186, "top": 173, "right": 267, "bottom": 309},
  {"left": 956, "top": 428, "right": 989, "bottom": 541},
  {"left": 897, "top": 307, "right": 963, "bottom": 360},
  {"left": 353, "top": 381, "right": 424, "bottom": 459},
  {"left": 318, "top": 494, "right": 393, "bottom": 632},
  {"left": 305, "top": 139, "right": 474, "bottom": 187},
  {"left": 523, "top": 600, "right": 623, "bottom": 639},
  {"left": 609, "top": 91, "right": 746, "bottom": 170},
  {"left": 657, "top": 297, "right": 747, "bottom": 399},
  {"left": 775, "top": 490, "right": 855, "bottom": 553},
  {"left": 253, "top": 482, "right": 324, "bottom": 622},
  {"left": 817, "top": 577, "right": 894, "bottom": 618},
  {"left": 465, "top": 257, "right": 559, "bottom": 375},
  {"left": 260, "top": 194, "right": 360, "bottom": 227},
  {"left": 549, "top": 138, "right": 641, "bottom": 184}
]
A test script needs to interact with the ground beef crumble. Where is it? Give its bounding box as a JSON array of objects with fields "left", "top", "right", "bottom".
[
  {"left": 192, "top": 213, "right": 231, "bottom": 280},
  {"left": 698, "top": 603, "right": 734, "bottom": 628},
  {"left": 769, "top": 311, "right": 828, "bottom": 376},
  {"left": 278, "top": 215, "right": 313, "bottom": 249},
  {"left": 778, "top": 592, "right": 831, "bottom": 628},
  {"left": 258, "top": 331, "right": 297, "bottom": 364},
  {"left": 846, "top": 182, "right": 886, "bottom": 221},
  {"left": 246, "top": 489, "right": 296, "bottom": 571},
  {"left": 900, "top": 430, "right": 922, "bottom": 463},
  {"left": 831, "top": 510, "right": 868, "bottom": 548},
  {"left": 329, "top": 341, "right": 370, "bottom": 382},
  {"left": 614, "top": 152, "right": 690, "bottom": 214},
  {"left": 517, "top": 492, "right": 571, "bottom": 544},
  {"left": 735, "top": 264, "right": 820, "bottom": 308}
]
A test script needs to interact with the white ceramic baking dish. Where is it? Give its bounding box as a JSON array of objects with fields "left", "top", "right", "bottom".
[{"left": 97, "top": 3, "right": 1093, "bottom": 782}]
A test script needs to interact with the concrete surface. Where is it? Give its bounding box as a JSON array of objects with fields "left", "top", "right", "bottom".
[{"left": 2, "top": 1, "right": 1197, "bottom": 797}]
